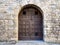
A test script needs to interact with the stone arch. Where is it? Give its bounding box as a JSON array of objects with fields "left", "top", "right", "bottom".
[
  {"left": 18, "top": 4, "right": 43, "bottom": 16},
  {"left": 18, "top": 4, "right": 44, "bottom": 40}
]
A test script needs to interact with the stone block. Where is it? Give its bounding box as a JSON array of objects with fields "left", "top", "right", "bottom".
[
  {"left": 5, "top": 20, "right": 16, "bottom": 30},
  {"left": 0, "top": 20, "right": 5, "bottom": 30}
]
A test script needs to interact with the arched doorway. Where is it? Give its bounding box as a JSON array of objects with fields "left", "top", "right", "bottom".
[{"left": 18, "top": 4, "right": 43, "bottom": 40}]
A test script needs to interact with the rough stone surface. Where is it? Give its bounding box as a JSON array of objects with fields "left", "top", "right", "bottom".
[{"left": 0, "top": 0, "right": 60, "bottom": 44}]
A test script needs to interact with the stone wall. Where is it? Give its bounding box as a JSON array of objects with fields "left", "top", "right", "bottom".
[{"left": 0, "top": 0, "right": 60, "bottom": 43}]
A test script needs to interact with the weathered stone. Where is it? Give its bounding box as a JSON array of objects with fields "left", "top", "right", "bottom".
[
  {"left": 0, "top": 0, "right": 60, "bottom": 44},
  {"left": 0, "top": 20, "right": 5, "bottom": 30},
  {"left": 5, "top": 20, "right": 16, "bottom": 30}
]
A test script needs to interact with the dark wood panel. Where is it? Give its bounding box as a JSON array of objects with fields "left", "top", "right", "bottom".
[{"left": 18, "top": 8, "right": 43, "bottom": 40}]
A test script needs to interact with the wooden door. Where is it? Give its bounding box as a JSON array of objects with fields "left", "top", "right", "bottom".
[{"left": 18, "top": 7, "right": 43, "bottom": 40}]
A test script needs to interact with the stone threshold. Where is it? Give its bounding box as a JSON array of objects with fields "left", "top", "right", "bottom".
[{"left": 0, "top": 40, "right": 60, "bottom": 45}]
